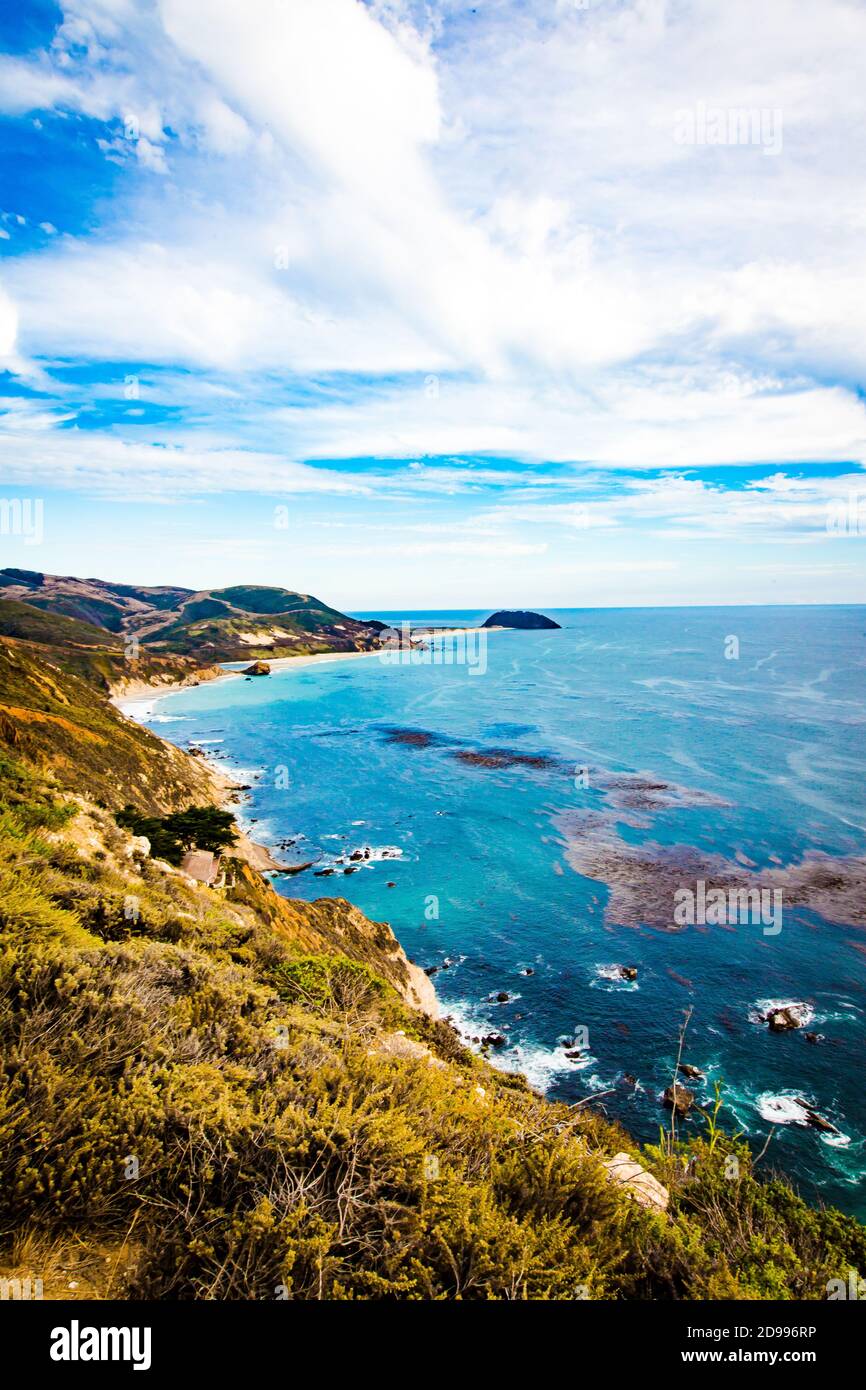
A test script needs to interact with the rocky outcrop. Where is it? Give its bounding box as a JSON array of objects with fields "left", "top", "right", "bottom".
[
  {"left": 248, "top": 882, "right": 439, "bottom": 1017},
  {"left": 482, "top": 610, "right": 561, "bottom": 630},
  {"left": 793, "top": 1099, "right": 839, "bottom": 1134},
  {"left": 766, "top": 1005, "right": 809, "bottom": 1032},
  {"left": 602, "top": 1153, "right": 669, "bottom": 1213},
  {"left": 663, "top": 1084, "right": 695, "bottom": 1116},
  {"left": 180, "top": 849, "right": 221, "bottom": 885},
  {"left": 242, "top": 660, "right": 271, "bottom": 676}
]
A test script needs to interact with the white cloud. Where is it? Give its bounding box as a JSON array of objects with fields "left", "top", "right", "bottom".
[
  {"left": 0, "top": 411, "right": 372, "bottom": 499},
  {"left": 1, "top": 0, "right": 866, "bottom": 512},
  {"left": 481, "top": 468, "right": 866, "bottom": 545}
]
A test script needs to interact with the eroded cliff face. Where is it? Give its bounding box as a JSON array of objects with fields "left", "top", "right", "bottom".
[{"left": 223, "top": 862, "right": 438, "bottom": 1016}]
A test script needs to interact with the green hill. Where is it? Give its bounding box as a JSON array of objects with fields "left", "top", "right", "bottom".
[
  {"left": 0, "top": 598, "right": 122, "bottom": 649},
  {"left": 0, "top": 570, "right": 386, "bottom": 663},
  {"left": 145, "top": 584, "right": 381, "bottom": 660}
]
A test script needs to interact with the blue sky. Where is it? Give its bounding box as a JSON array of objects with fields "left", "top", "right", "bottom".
[{"left": 1, "top": 0, "right": 865, "bottom": 608}]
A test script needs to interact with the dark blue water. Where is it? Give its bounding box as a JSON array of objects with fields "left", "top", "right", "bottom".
[{"left": 135, "top": 607, "right": 866, "bottom": 1216}]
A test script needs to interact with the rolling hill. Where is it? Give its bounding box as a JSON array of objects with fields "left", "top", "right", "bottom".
[{"left": 0, "top": 569, "right": 387, "bottom": 664}]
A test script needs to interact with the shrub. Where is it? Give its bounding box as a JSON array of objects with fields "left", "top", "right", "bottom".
[{"left": 116, "top": 805, "right": 237, "bottom": 864}]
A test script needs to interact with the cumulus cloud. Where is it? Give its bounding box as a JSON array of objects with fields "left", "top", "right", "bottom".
[{"left": 1, "top": 0, "right": 866, "bottom": 508}]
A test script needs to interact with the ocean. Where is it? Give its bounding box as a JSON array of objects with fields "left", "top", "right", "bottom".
[{"left": 131, "top": 606, "right": 866, "bottom": 1217}]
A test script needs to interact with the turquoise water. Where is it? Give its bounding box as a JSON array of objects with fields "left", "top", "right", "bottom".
[{"left": 138, "top": 607, "right": 866, "bottom": 1216}]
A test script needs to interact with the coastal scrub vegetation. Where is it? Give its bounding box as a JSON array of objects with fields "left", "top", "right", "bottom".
[{"left": 1, "top": 747, "right": 864, "bottom": 1300}]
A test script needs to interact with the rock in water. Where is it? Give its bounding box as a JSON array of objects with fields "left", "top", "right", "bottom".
[
  {"left": 663, "top": 1084, "right": 695, "bottom": 1116},
  {"left": 766, "top": 1005, "right": 807, "bottom": 1032},
  {"left": 620, "top": 965, "right": 638, "bottom": 981},
  {"left": 793, "top": 1099, "right": 839, "bottom": 1134},
  {"left": 678, "top": 1063, "right": 705, "bottom": 1080},
  {"left": 243, "top": 660, "right": 271, "bottom": 676},
  {"left": 482, "top": 610, "right": 561, "bottom": 630}
]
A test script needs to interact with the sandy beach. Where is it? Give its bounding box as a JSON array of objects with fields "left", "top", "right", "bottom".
[
  {"left": 109, "top": 647, "right": 384, "bottom": 718},
  {"left": 110, "top": 629, "right": 496, "bottom": 718}
]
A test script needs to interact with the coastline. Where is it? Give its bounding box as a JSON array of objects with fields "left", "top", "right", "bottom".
[
  {"left": 109, "top": 647, "right": 384, "bottom": 717},
  {"left": 106, "top": 626, "right": 502, "bottom": 1006},
  {"left": 109, "top": 649, "right": 440, "bottom": 1015},
  {"left": 109, "top": 646, "right": 395, "bottom": 875},
  {"left": 109, "top": 627, "right": 497, "bottom": 718}
]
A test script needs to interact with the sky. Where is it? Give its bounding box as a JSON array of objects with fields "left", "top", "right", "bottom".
[{"left": 1, "top": 0, "right": 865, "bottom": 609}]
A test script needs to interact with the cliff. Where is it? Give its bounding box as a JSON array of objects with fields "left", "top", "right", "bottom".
[{"left": 0, "top": 626, "right": 864, "bottom": 1301}]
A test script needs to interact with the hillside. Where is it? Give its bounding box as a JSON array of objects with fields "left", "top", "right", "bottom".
[
  {"left": 0, "top": 598, "right": 216, "bottom": 696},
  {"left": 0, "top": 568, "right": 191, "bottom": 633},
  {"left": 1, "top": 628, "right": 864, "bottom": 1300},
  {"left": 0, "top": 569, "right": 387, "bottom": 664},
  {"left": 0, "top": 636, "right": 220, "bottom": 813}
]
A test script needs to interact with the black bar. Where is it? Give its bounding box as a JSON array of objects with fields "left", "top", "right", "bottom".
[{"left": 3, "top": 1297, "right": 861, "bottom": 1377}]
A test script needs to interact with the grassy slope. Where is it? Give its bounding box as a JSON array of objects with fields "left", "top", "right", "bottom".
[
  {"left": 0, "top": 598, "right": 122, "bottom": 648},
  {"left": 0, "top": 574, "right": 383, "bottom": 664},
  {"left": 0, "top": 638, "right": 218, "bottom": 813},
  {"left": 0, "top": 599, "right": 217, "bottom": 694},
  {"left": 147, "top": 585, "right": 380, "bottom": 661},
  {"left": 0, "top": 637, "right": 864, "bottom": 1300}
]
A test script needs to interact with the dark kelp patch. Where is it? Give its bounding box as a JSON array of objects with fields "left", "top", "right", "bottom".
[{"left": 555, "top": 808, "right": 866, "bottom": 932}]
